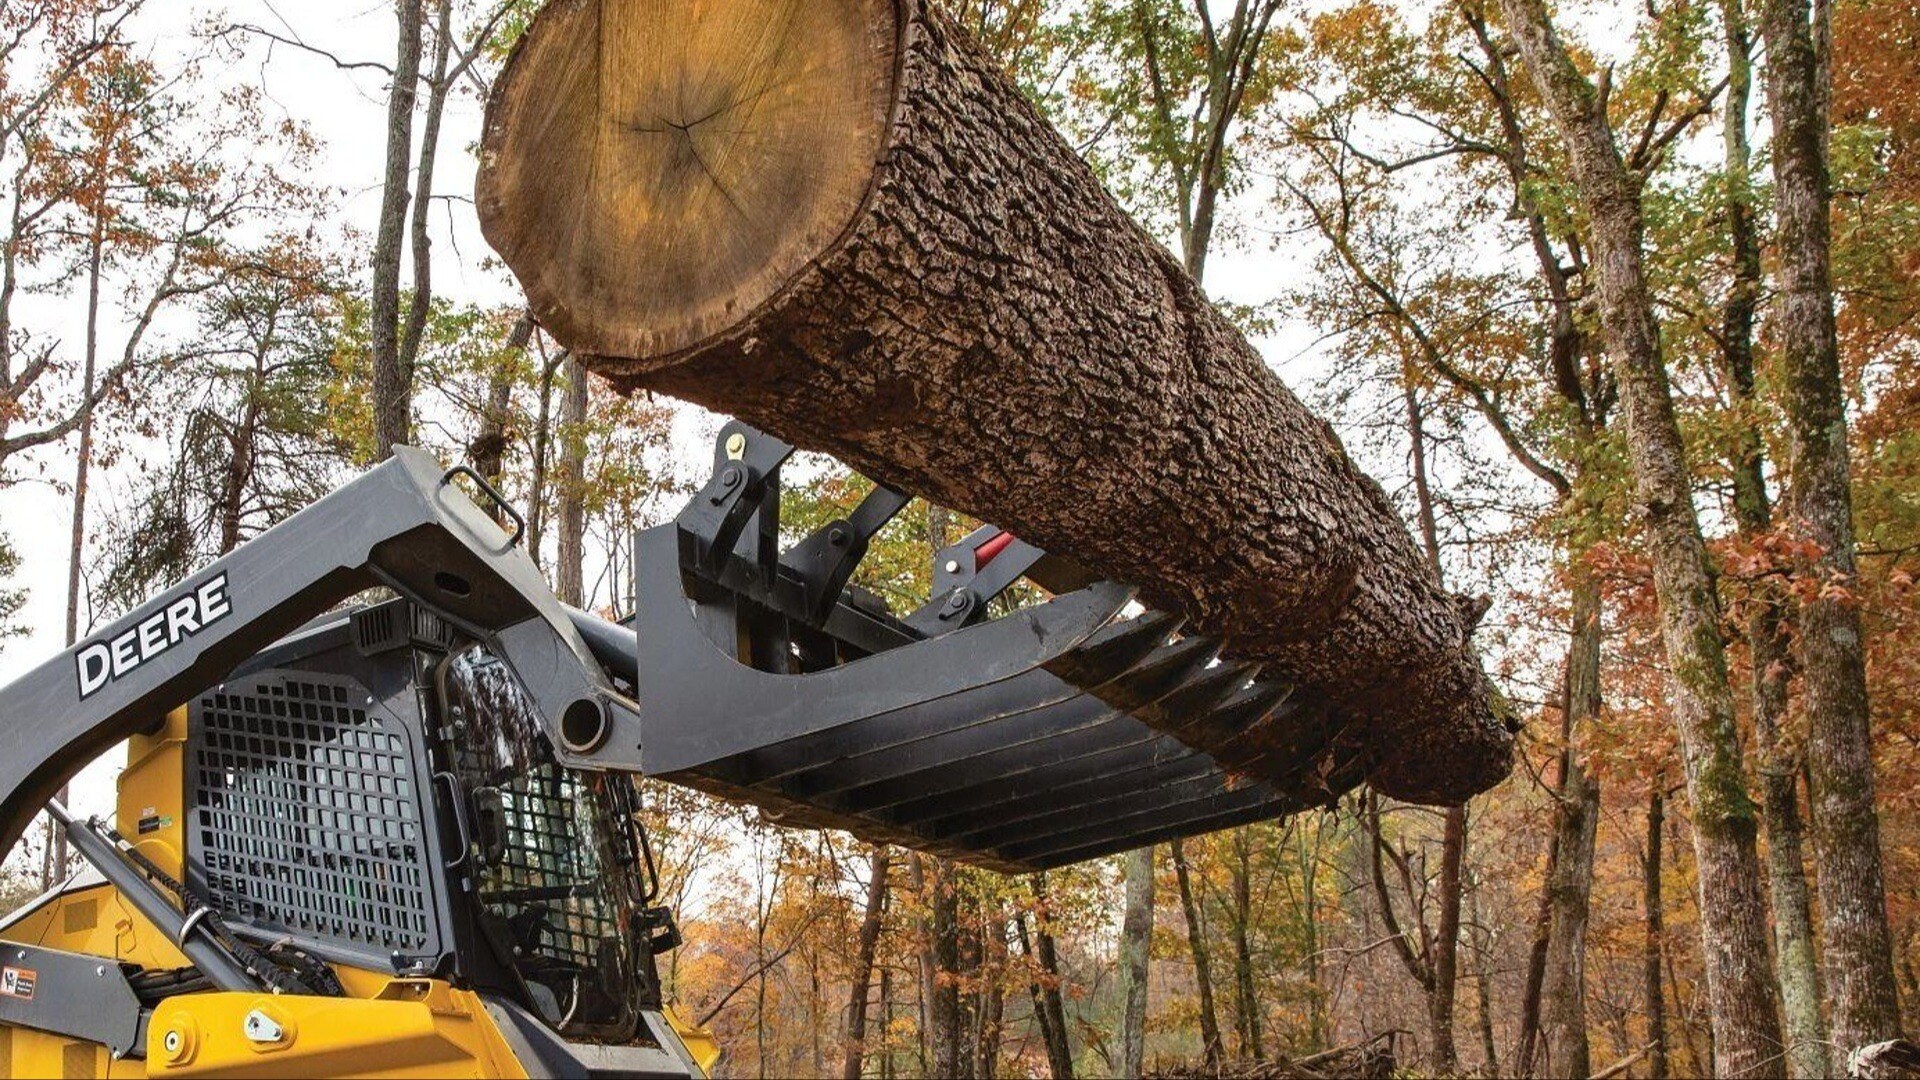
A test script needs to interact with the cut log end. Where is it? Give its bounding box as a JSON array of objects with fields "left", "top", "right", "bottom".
[{"left": 478, "top": 0, "right": 899, "bottom": 360}]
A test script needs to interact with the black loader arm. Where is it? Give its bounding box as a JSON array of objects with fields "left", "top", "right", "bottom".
[{"left": 0, "top": 446, "right": 637, "bottom": 859}]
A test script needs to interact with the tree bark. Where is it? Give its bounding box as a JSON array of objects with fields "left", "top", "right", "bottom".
[
  {"left": 555, "top": 355, "right": 588, "bottom": 606},
  {"left": 372, "top": 0, "right": 424, "bottom": 457},
  {"left": 1646, "top": 785, "right": 1670, "bottom": 1080},
  {"left": 1760, "top": 0, "right": 1904, "bottom": 1052},
  {"left": 844, "top": 845, "right": 892, "bottom": 1080},
  {"left": 1542, "top": 579, "right": 1602, "bottom": 1078},
  {"left": 525, "top": 349, "right": 562, "bottom": 564},
  {"left": 1119, "top": 844, "right": 1154, "bottom": 1078},
  {"left": 478, "top": 0, "right": 1512, "bottom": 806},
  {"left": 905, "top": 852, "right": 934, "bottom": 1074},
  {"left": 1494, "top": 0, "right": 1787, "bottom": 1072},
  {"left": 1404, "top": 379, "right": 1462, "bottom": 1074},
  {"left": 51, "top": 183, "right": 110, "bottom": 891},
  {"left": 1229, "top": 829, "right": 1263, "bottom": 1061},
  {"left": 1032, "top": 873, "right": 1074, "bottom": 1079},
  {"left": 1722, "top": 4, "right": 1829, "bottom": 1067},
  {"left": 930, "top": 858, "right": 964, "bottom": 1079},
  {"left": 974, "top": 911, "right": 1004, "bottom": 1080},
  {"left": 1432, "top": 805, "right": 1466, "bottom": 1074},
  {"left": 471, "top": 314, "right": 533, "bottom": 488},
  {"left": 1169, "top": 838, "right": 1224, "bottom": 1069},
  {"left": 396, "top": 0, "right": 454, "bottom": 388},
  {"left": 1468, "top": 878, "right": 1499, "bottom": 1075},
  {"left": 1515, "top": 823, "right": 1556, "bottom": 1075}
]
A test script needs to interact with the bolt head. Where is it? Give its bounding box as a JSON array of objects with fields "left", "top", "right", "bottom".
[{"left": 944, "top": 560, "right": 960, "bottom": 574}]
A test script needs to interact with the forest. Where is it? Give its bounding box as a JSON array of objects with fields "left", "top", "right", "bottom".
[{"left": 0, "top": 0, "right": 1915, "bottom": 1077}]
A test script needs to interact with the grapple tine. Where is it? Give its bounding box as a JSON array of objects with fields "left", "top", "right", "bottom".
[
  {"left": 791, "top": 631, "right": 1228, "bottom": 808},
  {"left": 955, "top": 770, "right": 1272, "bottom": 850},
  {"left": 999, "top": 786, "right": 1292, "bottom": 866},
  {"left": 704, "top": 662, "right": 1080, "bottom": 788},
  {"left": 1075, "top": 631, "right": 1221, "bottom": 709},
  {"left": 1137, "top": 658, "right": 1259, "bottom": 728},
  {"left": 1016, "top": 801, "right": 1301, "bottom": 871},
  {"left": 1209, "top": 690, "right": 1336, "bottom": 776},
  {"left": 1042, "top": 609, "right": 1184, "bottom": 688},
  {"left": 826, "top": 710, "right": 1163, "bottom": 815},
  {"left": 778, "top": 693, "right": 1118, "bottom": 803},
  {"left": 1167, "top": 679, "right": 1295, "bottom": 747},
  {"left": 888, "top": 738, "right": 1205, "bottom": 830}
]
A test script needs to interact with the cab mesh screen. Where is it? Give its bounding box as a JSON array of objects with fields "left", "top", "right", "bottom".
[
  {"left": 188, "top": 674, "right": 434, "bottom": 956},
  {"left": 487, "top": 763, "right": 629, "bottom": 970}
]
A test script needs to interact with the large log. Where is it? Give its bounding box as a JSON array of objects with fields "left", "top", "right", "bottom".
[{"left": 476, "top": 0, "right": 1514, "bottom": 803}]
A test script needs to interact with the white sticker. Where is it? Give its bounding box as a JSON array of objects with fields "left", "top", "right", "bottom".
[{"left": 1, "top": 965, "right": 35, "bottom": 1000}]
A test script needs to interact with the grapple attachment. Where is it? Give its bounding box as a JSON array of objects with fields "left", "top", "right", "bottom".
[{"left": 614, "top": 424, "right": 1363, "bottom": 872}]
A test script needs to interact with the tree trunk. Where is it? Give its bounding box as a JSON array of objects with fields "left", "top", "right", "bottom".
[
  {"left": 1298, "top": 824, "right": 1327, "bottom": 1052},
  {"left": 1469, "top": 879, "right": 1499, "bottom": 1075},
  {"left": 1760, "top": 0, "right": 1903, "bottom": 1052},
  {"left": 931, "top": 858, "right": 964, "bottom": 1079},
  {"left": 1542, "top": 579, "right": 1603, "bottom": 1078},
  {"left": 1720, "top": 6, "right": 1831, "bottom": 1070},
  {"left": 1229, "top": 830, "right": 1263, "bottom": 1061},
  {"left": 1515, "top": 824, "right": 1557, "bottom": 1075},
  {"left": 906, "top": 852, "right": 934, "bottom": 1075},
  {"left": 974, "top": 912, "right": 1004, "bottom": 1080},
  {"left": 880, "top": 967, "right": 895, "bottom": 1080},
  {"left": 1119, "top": 844, "right": 1154, "bottom": 1078},
  {"left": 372, "top": 0, "right": 424, "bottom": 457},
  {"left": 478, "top": 0, "right": 1512, "bottom": 806},
  {"left": 1405, "top": 379, "right": 1462, "bottom": 1074},
  {"left": 525, "top": 351, "right": 561, "bottom": 563},
  {"left": 1169, "top": 838, "right": 1224, "bottom": 1069},
  {"left": 845, "top": 845, "right": 892, "bottom": 1080},
  {"left": 1646, "top": 786, "right": 1670, "bottom": 1080},
  {"left": 471, "top": 315, "right": 533, "bottom": 489},
  {"left": 1495, "top": 1, "right": 1787, "bottom": 1072},
  {"left": 396, "top": 0, "right": 454, "bottom": 386},
  {"left": 50, "top": 202, "right": 110, "bottom": 890},
  {"left": 1032, "top": 874, "right": 1074, "bottom": 1079},
  {"left": 556, "top": 355, "right": 588, "bottom": 606},
  {"left": 1432, "top": 805, "right": 1466, "bottom": 1074}
]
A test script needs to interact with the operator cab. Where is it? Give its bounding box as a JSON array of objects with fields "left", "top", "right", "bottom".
[{"left": 187, "top": 594, "right": 697, "bottom": 1071}]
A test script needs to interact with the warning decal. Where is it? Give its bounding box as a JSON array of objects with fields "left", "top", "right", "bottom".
[{"left": 1, "top": 965, "right": 35, "bottom": 1000}]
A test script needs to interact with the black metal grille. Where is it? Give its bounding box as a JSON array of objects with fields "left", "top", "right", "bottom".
[
  {"left": 189, "top": 674, "right": 434, "bottom": 957},
  {"left": 487, "top": 764, "right": 628, "bottom": 971}
]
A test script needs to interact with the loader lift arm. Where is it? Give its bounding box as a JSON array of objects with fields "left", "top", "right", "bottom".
[{"left": 0, "top": 446, "right": 637, "bottom": 861}]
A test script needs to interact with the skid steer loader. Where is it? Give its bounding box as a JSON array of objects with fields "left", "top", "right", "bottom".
[{"left": 0, "top": 423, "right": 1338, "bottom": 1077}]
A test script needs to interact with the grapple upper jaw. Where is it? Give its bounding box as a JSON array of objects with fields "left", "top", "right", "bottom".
[{"left": 590, "top": 423, "right": 1348, "bottom": 872}]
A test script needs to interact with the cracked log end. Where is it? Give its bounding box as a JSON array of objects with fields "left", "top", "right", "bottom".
[{"left": 477, "top": 0, "right": 898, "bottom": 361}]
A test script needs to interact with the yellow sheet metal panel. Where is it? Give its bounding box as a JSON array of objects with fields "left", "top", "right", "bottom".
[
  {"left": 115, "top": 708, "right": 189, "bottom": 885},
  {"left": 0, "top": 881, "right": 190, "bottom": 975},
  {"left": 663, "top": 1004, "right": 722, "bottom": 1075},
  {"left": 145, "top": 981, "right": 529, "bottom": 1079},
  {"left": 0, "top": 1026, "right": 110, "bottom": 1079}
]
